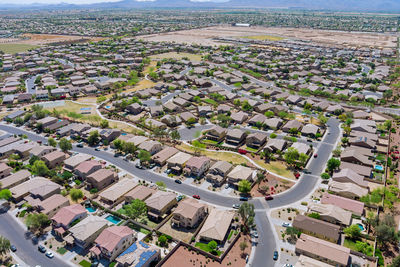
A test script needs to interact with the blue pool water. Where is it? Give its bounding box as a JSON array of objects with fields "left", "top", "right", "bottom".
[
  {"left": 105, "top": 106, "right": 111, "bottom": 109},
  {"left": 86, "top": 206, "right": 96, "bottom": 213},
  {"left": 357, "top": 223, "right": 365, "bottom": 231},
  {"left": 106, "top": 215, "right": 122, "bottom": 225},
  {"left": 374, "top": 165, "right": 384, "bottom": 171}
]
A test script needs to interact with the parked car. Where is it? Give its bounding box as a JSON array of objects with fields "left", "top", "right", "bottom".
[
  {"left": 10, "top": 245, "right": 17, "bottom": 252},
  {"left": 239, "top": 196, "right": 248, "bottom": 201},
  {"left": 192, "top": 195, "right": 200, "bottom": 200},
  {"left": 135, "top": 162, "right": 143, "bottom": 169},
  {"left": 94, "top": 148, "right": 100, "bottom": 151},
  {"left": 45, "top": 252, "right": 54, "bottom": 258},
  {"left": 38, "top": 245, "right": 46, "bottom": 253},
  {"left": 232, "top": 204, "right": 240, "bottom": 209},
  {"left": 282, "top": 222, "right": 292, "bottom": 227},
  {"left": 174, "top": 179, "right": 182, "bottom": 184},
  {"left": 77, "top": 143, "right": 83, "bottom": 148},
  {"left": 251, "top": 231, "right": 259, "bottom": 238},
  {"left": 313, "top": 153, "right": 318, "bottom": 158},
  {"left": 176, "top": 195, "right": 183, "bottom": 202},
  {"left": 265, "top": 194, "right": 273, "bottom": 201},
  {"left": 273, "top": 251, "right": 278, "bottom": 261}
]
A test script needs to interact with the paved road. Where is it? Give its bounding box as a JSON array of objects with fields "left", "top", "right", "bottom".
[
  {"left": 0, "top": 212, "right": 70, "bottom": 267},
  {"left": 0, "top": 120, "right": 340, "bottom": 267}
]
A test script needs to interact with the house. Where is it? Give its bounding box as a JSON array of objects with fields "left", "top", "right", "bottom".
[
  {"left": 179, "top": 111, "right": 197, "bottom": 123},
  {"left": 246, "top": 132, "right": 267, "bottom": 149},
  {"left": 308, "top": 203, "right": 352, "bottom": 226},
  {"left": 331, "top": 168, "right": 369, "bottom": 188},
  {"left": 138, "top": 140, "right": 162, "bottom": 155},
  {"left": 145, "top": 191, "right": 177, "bottom": 220},
  {"left": 52, "top": 204, "right": 88, "bottom": 236},
  {"left": 295, "top": 234, "right": 350, "bottom": 267},
  {"left": 161, "top": 115, "right": 182, "bottom": 127},
  {"left": 341, "top": 148, "right": 374, "bottom": 167},
  {"left": 86, "top": 169, "right": 118, "bottom": 191},
  {"left": 151, "top": 147, "right": 178, "bottom": 166},
  {"left": 64, "top": 154, "right": 92, "bottom": 171},
  {"left": 37, "top": 194, "right": 70, "bottom": 217},
  {"left": 227, "top": 165, "right": 254, "bottom": 187},
  {"left": 289, "top": 142, "right": 311, "bottom": 155},
  {"left": 183, "top": 156, "right": 211, "bottom": 178},
  {"left": 100, "top": 129, "right": 121, "bottom": 143},
  {"left": 205, "top": 125, "right": 227, "bottom": 142},
  {"left": 172, "top": 198, "right": 207, "bottom": 228},
  {"left": 321, "top": 193, "right": 364, "bottom": 216},
  {"left": 13, "top": 142, "right": 36, "bottom": 158},
  {"left": 248, "top": 114, "right": 267, "bottom": 127},
  {"left": 198, "top": 209, "right": 234, "bottom": 243},
  {"left": 340, "top": 161, "right": 372, "bottom": 178},
  {"left": 230, "top": 111, "right": 248, "bottom": 124},
  {"left": 301, "top": 124, "right": 320, "bottom": 137},
  {"left": 328, "top": 181, "right": 369, "bottom": 199},
  {"left": 90, "top": 226, "right": 137, "bottom": 262},
  {"left": 282, "top": 120, "right": 303, "bottom": 133},
  {"left": 0, "top": 169, "right": 31, "bottom": 189},
  {"left": 264, "top": 139, "right": 287, "bottom": 152},
  {"left": 30, "top": 146, "right": 56, "bottom": 158},
  {"left": 74, "top": 160, "right": 103, "bottom": 178},
  {"left": 124, "top": 185, "right": 156, "bottom": 203},
  {"left": 116, "top": 241, "right": 160, "bottom": 267},
  {"left": 0, "top": 163, "right": 12, "bottom": 178},
  {"left": 264, "top": 118, "right": 283, "bottom": 130},
  {"left": 41, "top": 151, "right": 67, "bottom": 168},
  {"left": 349, "top": 136, "right": 376, "bottom": 149},
  {"left": 126, "top": 103, "right": 142, "bottom": 115},
  {"left": 295, "top": 255, "right": 335, "bottom": 267},
  {"left": 99, "top": 179, "right": 138, "bottom": 206},
  {"left": 66, "top": 216, "right": 108, "bottom": 249},
  {"left": 206, "top": 161, "right": 233, "bottom": 186},
  {"left": 10, "top": 177, "right": 61, "bottom": 202},
  {"left": 292, "top": 215, "right": 340, "bottom": 243},
  {"left": 37, "top": 116, "right": 58, "bottom": 128},
  {"left": 225, "top": 129, "right": 247, "bottom": 146},
  {"left": 166, "top": 152, "right": 192, "bottom": 173}
]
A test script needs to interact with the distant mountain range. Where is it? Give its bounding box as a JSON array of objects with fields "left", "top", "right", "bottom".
[{"left": 2, "top": 0, "right": 400, "bottom": 12}]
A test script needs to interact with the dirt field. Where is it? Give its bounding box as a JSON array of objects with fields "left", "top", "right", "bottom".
[
  {"left": 150, "top": 52, "right": 203, "bottom": 62},
  {"left": 141, "top": 25, "right": 397, "bottom": 48}
]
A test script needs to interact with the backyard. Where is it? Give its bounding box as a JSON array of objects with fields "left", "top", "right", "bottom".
[{"left": 158, "top": 217, "right": 197, "bottom": 243}]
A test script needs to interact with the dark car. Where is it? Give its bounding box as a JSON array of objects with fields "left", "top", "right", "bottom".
[
  {"left": 77, "top": 143, "right": 83, "bottom": 148},
  {"left": 174, "top": 179, "right": 182, "bottom": 184},
  {"left": 10, "top": 245, "right": 16, "bottom": 252},
  {"left": 94, "top": 148, "right": 100, "bottom": 151},
  {"left": 265, "top": 194, "right": 273, "bottom": 201},
  {"left": 273, "top": 251, "right": 278, "bottom": 261},
  {"left": 239, "top": 196, "right": 248, "bottom": 201},
  {"left": 38, "top": 245, "right": 46, "bottom": 253},
  {"left": 313, "top": 153, "right": 318, "bottom": 158}
]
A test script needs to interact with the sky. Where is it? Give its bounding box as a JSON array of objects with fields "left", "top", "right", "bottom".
[{"left": 0, "top": 0, "right": 224, "bottom": 4}]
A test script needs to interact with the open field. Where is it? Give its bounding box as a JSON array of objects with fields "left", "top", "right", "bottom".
[
  {"left": 255, "top": 160, "right": 295, "bottom": 180},
  {"left": 150, "top": 52, "right": 202, "bottom": 62},
  {"left": 244, "top": 35, "right": 285, "bottom": 41},
  {"left": 0, "top": 43, "right": 39, "bottom": 54},
  {"left": 141, "top": 25, "right": 397, "bottom": 48}
]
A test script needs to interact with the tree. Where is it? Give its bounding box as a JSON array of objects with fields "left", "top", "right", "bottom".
[
  {"left": 239, "top": 241, "right": 248, "bottom": 256},
  {"left": 88, "top": 130, "right": 100, "bottom": 146},
  {"left": 285, "top": 227, "right": 301, "bottom": 241},
  {"left": 29, "top": 155, "right": 39, "bottom": 165},
  {"left": 138, "top": 150, "right": 151, "bottom": 164},
  {"left": 343, "top": 224, "right": 361, "bottom": 240},
  {"left": 124, "top": 199, "right": 147, "bottom": 220},
  {"left": 48, "top": 137, "right": 57, "bottom": 147},
  {"left": 100, "top": 119, "right": 109, "bottom": 129},
  {"left": 113, "top": 139, "right": 123, "bottom": 151},
  {"left": 59, "top": 138, "right": 72, "bottom": 152},
  {"left": 0, "top": 236, "right": 10, "bottom": 258},
  {"left": 327, "top": 158, "right": 341, "bottom": 172},
  {"left": 31, "top": 160, "right": 49, "bottom": 176},
  {"left": 320, "top": 172, "right": 330, "bottom": 180},
  {"left": 238, "top": 180, "right": 252, "bottom": 195},
  {"left": 0, "top": 189, "right": 11, "bottom": 200},
  {"left": 299, "top": 153, "right": 308, "bottom": 167},
  {"left": 170, "top": 130, "right": 180, "bottom": 141},
  {"left": 239, "top": 202, "right": 255, "bottom": 232},
  {"left": 208, "top": 240, "right": 218, "bottom": 251},
  {"left": 25, "top": 213, "right": 50, "bottom": 233},
  {"left": 284, "top": 147, "right": 299, "bottom": 167},
  {"left": 256, "top": 172, "right": 264, "bottom": 188},
  {"left": 384, "top": 120, "right": 392, "bottom": 131},
  {"left": 318, "top": 113, "right": 328, "bottom": 124},
  {"left": 69, "top": 189, "right": 84, "bottom": 202},
  {"left": 390, "top": 255, "right": 400, "bottom": 267},
  {"left": 158, "top": 235, "right": 167, "bottom": 247},
  {"left": 308, "top": 212, "right": 320, "bottom": 219}
]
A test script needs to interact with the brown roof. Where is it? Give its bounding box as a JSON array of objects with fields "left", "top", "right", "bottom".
[
  {"left": 321, "top": 193, "right": 364, "bottom": 216},
  {"left": 124, "top": 185, "right": 156, "bottom": 201},
  {"left": 293, "top": 215, "right": 340, "bottom": 242},
  {"left": 39, "top": 194, "right": 69, "bottom": 214},
  {"left": 87, "top": 168, "right": 116, "bottom": 183},
  {"left": 174, "top": 198, "right": 207, "bottom": 220}
]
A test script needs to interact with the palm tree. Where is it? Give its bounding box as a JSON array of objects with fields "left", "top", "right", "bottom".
[
  {"left": 256, "top": 172, "right": 264, "bottom": 189},
  {"left": 0, "top": 236, "right": 10, "bottom": 260}
]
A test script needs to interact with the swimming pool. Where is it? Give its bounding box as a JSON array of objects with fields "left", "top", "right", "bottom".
[
  {"left": 357, "top": 223, "right": 365, "bottom": 231},
  {"left": 105, "top": 215, "right": 122, "bottom": 225},
  {"left": 374, "top": 165, "right": 384, "bottom": 171},
  {"left": 86, "top": 206, "right": 96, "bottom": 213}
]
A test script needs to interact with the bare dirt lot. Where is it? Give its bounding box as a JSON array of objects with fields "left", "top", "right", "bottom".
[{"left": 141, "top": 25, "right": 397, "bottom": 48}]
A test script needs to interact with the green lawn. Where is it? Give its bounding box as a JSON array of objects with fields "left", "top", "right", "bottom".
[
  {"left": 201, "top": 139, "right": 220, "bottom": 145},
  {"left": 343, "top": 239, "right": 358, "bottom": 251},
  {"left": 0, "top": 43, "right": 39, "bottom": 54},
  {"left": 128, "top": 222, "right": 151, "bottom": 235},
  {"left": 195, "top": 242, "right": 222, "bottom": 256},
  {"left": 56, "top": 247, "right": 67, "bottom": 255},
  {"left": 79, "top": 260, "right": 91, "bottom": 267},
  {"left": 245, "top": 146, "right": 259, "bottom": 153},
  {"left": 227, "top": 230, "right": 234, "bottom": 241},
  {"left": 203, "top": 98, "right": 217, "bottom": 106}
]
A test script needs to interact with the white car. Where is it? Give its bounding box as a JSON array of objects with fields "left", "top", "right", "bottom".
[
  {"left": 45, "top": 252, "right": 54, "bottom": 258},
  {"left": 282, "top": 222, "right": 292, "bottom": 228}
]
